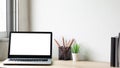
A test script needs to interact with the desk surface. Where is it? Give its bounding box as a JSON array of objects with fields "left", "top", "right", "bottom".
[{"left": 0, "top": 60, "right": 111, "bottom": 68}]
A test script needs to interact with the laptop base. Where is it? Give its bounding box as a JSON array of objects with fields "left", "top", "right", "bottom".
[{"left": 3, "top": 59, "right": 52, "bottom": 65}]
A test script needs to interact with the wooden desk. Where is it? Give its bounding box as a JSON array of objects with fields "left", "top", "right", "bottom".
[{"left": 0, "top": 60, "right": 111, "bottom": 68}]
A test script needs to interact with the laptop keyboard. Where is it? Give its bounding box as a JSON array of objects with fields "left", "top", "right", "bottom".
[{"left": 9, "top": 58, "right": 48, "bottom": 62}]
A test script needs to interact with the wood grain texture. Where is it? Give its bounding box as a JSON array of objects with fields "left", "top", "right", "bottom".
[{"left": 0, "top": 60, "right": 110, "bottom": 68}]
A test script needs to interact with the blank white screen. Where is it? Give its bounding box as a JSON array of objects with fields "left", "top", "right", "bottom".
[{"left": 10, "top": 33, "right": 50, "bottom": 55}]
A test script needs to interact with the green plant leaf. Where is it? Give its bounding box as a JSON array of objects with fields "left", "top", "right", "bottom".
[{"left": 71, "top": 43, "right": 80, "bottom": 53}]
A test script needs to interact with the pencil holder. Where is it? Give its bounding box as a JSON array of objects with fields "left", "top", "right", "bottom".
[{"left": 59, "top": 46, "right": 71, "bottom": 60}]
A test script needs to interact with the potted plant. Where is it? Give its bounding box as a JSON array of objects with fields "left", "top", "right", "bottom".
[{"left": 71, "top": 43, "right": 80, "bottom": 61}]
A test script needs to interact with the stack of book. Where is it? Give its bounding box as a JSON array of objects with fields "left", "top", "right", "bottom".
[{"left": 111, "top": 34, "right": 120, "bottom": 67}]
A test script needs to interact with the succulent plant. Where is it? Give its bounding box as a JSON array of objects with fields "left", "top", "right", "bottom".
[{"left": 71, "top": 43, "right": 80, "bottom": 53}]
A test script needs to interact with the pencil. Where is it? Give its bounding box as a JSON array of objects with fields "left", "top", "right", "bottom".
[
  {"left": 54, "top": 39, "right": 61, "bottom": 47},
  {"left": 67, "top": 40, "right": 70, "bottom": 47},
  {"left": 68, "top": 39, "right": 75, "bottom": 47},
  {"left": 62, "top": 37, "right": 65, "bottom": 47}
]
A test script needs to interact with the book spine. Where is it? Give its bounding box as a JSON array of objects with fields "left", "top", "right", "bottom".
[
  {"left": 115, "top": 37, "right": 119, "bottom": 67},
  {"left": 110, "top": 37, "right": 117, "bottom": 67}
]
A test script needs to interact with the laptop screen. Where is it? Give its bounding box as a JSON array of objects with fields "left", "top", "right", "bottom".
[{"left": 8, "top": 32, "right": 52, "bottom": 58}]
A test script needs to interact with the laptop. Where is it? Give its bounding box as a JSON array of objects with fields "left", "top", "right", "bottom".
[{"left": 3, "top": 32, "right": 52, "bottom": 65}]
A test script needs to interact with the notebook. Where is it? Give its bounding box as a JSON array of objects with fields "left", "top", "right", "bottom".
[{"left": 3, "top": 32, "right": 52, "bottom": 65}]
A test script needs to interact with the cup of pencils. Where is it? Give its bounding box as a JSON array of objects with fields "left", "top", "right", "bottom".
[{"left": 54, "top": 37, "right": 74, "bottom": 60}]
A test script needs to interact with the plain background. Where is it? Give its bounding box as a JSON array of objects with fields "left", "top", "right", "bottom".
[{"left": 30, "top": 0, "right": 120, "bottom": 62}]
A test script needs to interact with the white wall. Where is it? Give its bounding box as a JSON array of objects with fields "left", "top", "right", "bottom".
[{"left": 30, "top": 0, "right": 120, "bottom": 62}]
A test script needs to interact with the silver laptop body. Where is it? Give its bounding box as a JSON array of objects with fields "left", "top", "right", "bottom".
[{"left": 3, "top": 32, "right": 52, "bottom": 65}]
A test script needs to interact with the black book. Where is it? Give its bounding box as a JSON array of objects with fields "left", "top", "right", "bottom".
[
  {"left": 110, "top": 37, "right": 119, "bottom": 67},
  {"left": 115, "top": 37, "right": 119, "bottom": 67}
]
